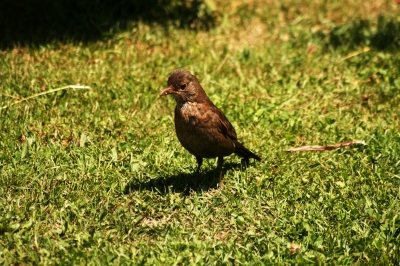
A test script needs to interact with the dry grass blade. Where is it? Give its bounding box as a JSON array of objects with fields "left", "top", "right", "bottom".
[
  {"left": 286, "top": 140, "right": 367, "bottom": 152},
  {"left": 337, "top": 47, "right": 371, "bottom": 63},
  {"left": 0, "top": 85, "right": 92, "bottom": 110}
]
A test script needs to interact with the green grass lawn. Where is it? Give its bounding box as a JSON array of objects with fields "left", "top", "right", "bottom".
[{"left": 1, "top": 0, "right": 400, "bottom": 264}]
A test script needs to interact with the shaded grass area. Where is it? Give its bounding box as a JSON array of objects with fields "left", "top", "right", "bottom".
[
  {"left": 322, "top": 15, "right": 400, "bottom": 51},
  {"left": 0, "top": 0, "right": 216, "bottom": 49},
  {"left": 1, "top": 0, "right": 400, "bottom": 264}
]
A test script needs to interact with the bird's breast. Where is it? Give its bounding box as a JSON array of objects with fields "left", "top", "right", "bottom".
[
  {"left": 173, "top": 102, "right": 235, "bottom": 158},
  {"left": 178, "top": 102, "right": 202, "bottom": 124}
]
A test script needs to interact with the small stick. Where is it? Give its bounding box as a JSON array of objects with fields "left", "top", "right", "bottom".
[
  {"left": 0, "top": 85, "right": 91, "bottom": 110},
  {"left": 286, "top": 140, "right": 366, "bottom": 152},
  {"left": 337, "top": 47, "right": 370, "bottom": 63}
]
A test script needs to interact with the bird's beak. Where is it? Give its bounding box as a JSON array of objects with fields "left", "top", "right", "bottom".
[{"left": 160, "top": 86, "right": 174, "bottom": 97}]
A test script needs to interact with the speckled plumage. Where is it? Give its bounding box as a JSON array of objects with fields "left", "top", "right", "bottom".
[{"left": 160, "top": 69, "right": 261, "bottom": 188}]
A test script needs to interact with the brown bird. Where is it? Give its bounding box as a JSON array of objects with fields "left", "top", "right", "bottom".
[{"left": 160, "top": 69, "right": 261, "bottom": 188}]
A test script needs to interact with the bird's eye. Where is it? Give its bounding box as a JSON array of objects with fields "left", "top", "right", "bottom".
[{"left": 180, "top": 84, "right": 187, "bottom": 90}]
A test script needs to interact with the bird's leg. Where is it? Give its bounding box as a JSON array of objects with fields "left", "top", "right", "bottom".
[
  {"left": 217, "top": 156, "right": 224, "bottom": 189},
  {"left": 194, "top": 156, "right": 203, "bottom": 189}
]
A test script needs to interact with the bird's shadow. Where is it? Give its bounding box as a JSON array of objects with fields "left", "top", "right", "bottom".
[{"left": 124, "top": 159, "right": 252, "bottom": 195}]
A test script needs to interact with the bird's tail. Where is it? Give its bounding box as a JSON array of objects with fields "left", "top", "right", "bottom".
[{"left": 235, "top": 142, "right": 261, "bottom": 161}]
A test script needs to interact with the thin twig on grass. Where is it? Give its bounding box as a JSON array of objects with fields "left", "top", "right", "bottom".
[
  {"left": 0, "top": 85, "right": 92, "bottom": 110},
  {"left": 337, "top": 47, "right": 371, "bottom": 63},
  {"left": 286, "top": 140, "right": 366, "bottom": 152}
]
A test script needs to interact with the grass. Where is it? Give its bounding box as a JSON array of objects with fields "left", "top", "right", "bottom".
[{"left": 1, "top": 0, "right": 400, "bottom": 264}]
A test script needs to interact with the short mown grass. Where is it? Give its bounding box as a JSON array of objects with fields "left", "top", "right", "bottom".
[{"left": 1, "top": 0, "right": 399, "bottom": 264}]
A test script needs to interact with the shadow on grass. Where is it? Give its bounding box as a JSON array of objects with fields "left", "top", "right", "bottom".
[
  {"left": 315, "top": 15, "right": 400, "bottom": 52},
  {"left": 0, "top": 0, "right": 216, "bottom": 50},
  {"left": 124, "top": 161, "right": 252, "bottom": 195}
]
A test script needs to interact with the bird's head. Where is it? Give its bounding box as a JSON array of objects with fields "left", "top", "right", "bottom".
[{"left": 160, "top": 69, "right": 207, "bottom": 104}]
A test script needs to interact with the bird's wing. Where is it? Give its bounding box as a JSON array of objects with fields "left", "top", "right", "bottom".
[{"left": 205, "top": 105, "right": 238, "bottom": 141}]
